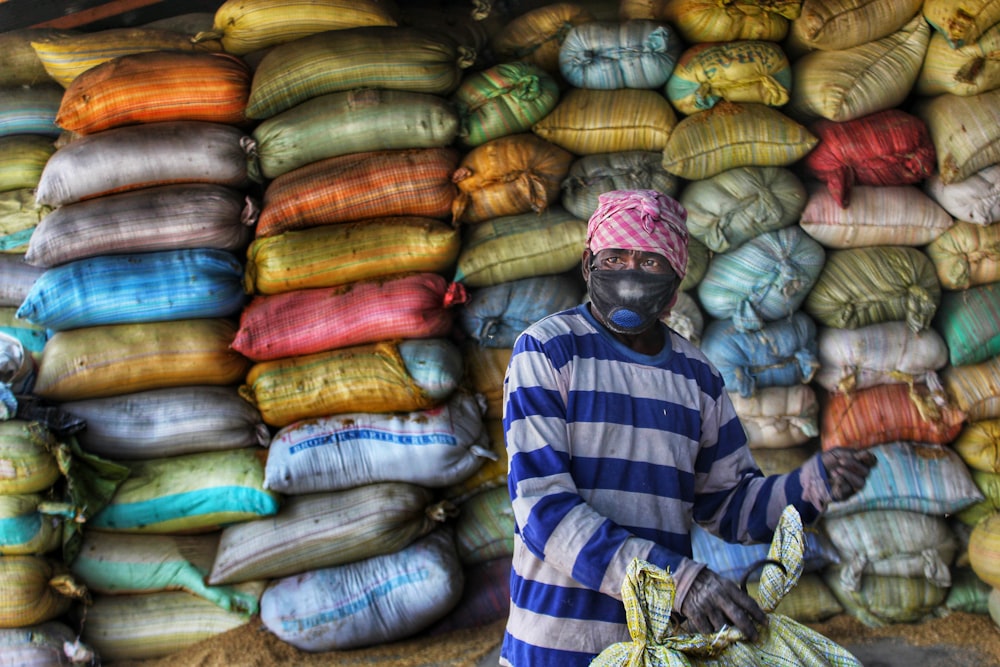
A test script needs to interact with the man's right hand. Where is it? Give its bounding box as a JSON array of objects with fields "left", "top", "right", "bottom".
[{"left": 677, "top": 567, "right": 767, "bottom": 641}]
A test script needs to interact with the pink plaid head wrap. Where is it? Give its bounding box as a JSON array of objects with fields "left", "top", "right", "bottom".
[{"left": 586, "top": 189, "right": 689, "bottom": 279}]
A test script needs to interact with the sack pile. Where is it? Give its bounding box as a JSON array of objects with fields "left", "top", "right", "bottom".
[{"left": 2, "top": 0, "right": 1000, "bottom": 661}]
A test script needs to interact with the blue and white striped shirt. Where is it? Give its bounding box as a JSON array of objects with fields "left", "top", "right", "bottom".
[{"left": 500, "top": 305, "right": 828, "bottom": 667}]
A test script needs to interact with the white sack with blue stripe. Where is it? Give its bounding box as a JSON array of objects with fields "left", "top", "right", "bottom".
[
  {"left": 700, "top": 311, "right": 821, "bottom": 398},
  {"left": 264, "top": 391, "right": 493, "bottom": 494},
  {"left": 17, "top": 248, "right": 246, "bottom": 331},
  {"left": 260, "top": 528, "right": 463, "bottom": 651},
  {"left": 697, "top": 226, "right": 825, "bottom": 332}
]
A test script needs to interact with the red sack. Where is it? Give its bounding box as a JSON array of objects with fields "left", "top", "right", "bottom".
[
  {"left": 232, "top": 272, "right": 467, "bottom": 361},
  {"left": 804, "top": 109, "right": 936, "bottom": 208}
]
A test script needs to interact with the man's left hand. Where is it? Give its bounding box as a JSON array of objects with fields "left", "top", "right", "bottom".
[{"left": 821, "top": 447, "right": 877, "bottom": 501}]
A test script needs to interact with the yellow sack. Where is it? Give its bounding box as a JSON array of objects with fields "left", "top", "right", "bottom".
[{"left": 591, "top": 506, "right": 862, "bottom": 667}]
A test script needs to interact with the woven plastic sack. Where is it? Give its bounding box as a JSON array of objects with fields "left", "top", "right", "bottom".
[
  {"left": 0, "top": 493, "right": 63, "bottom": 555},
  {"left": 29, "top": 28, "right": 221, "bottom": 88},
  {"left": 923, "top": 0, "right": 1000, "bottom": 48},
  {"left": 208, "top": 482, "right": 450, "bottom": 585},
  {"left": 427, "top": 555, "right": 512, "bottom": 635},
  {"left": 252, "top": 89, "right": 459, "bottom": 180},
  {"left": 35, "top": 121, "right": 254, "bottom": 207},
  {"left": 245, "top": 217, "right": 460, "bottom": 296},
  {"left": 245, "top": 26, "right": 469, "bottom": 119},
  {"left": 680, "top": 166, "right": 806, "bottom": 254},
  {"left": 917, "top": 22, "right": 1000, "bottom": 96},
  {"left": 0, "top": 621, "right": 94, "bottom": 666},
  {"left": 25, "top": 183, "right": 254, "bottom": 268},
  {"left": 697, "top": 226, "right": 825, "bottom": 332},
  {"left": 451, "top": 133, "right": 574, "bottom": 224},
  {"left": 821, "top": 382, "right": 965, "bottom": 450},
  {"left": 33, "top": 318, "right": 250, "bottom": 402},
  {"left": 0, "top": 29, "right": 66, "bottom": 87},
  {"left": 442, "top": 416, "right": 508, "bottom": 503},
  {"left": 803, "top": 246, "right": 940, "bottom": 333},
  {"left": 663, "top": 290, "right": 704, "bottom": 345},
  {"left": 0, "top": 420, "right": 59, "bottom": 495},
  {"left": 453, "top": 61, "right": 560, "bottom": 147},
  {"left": 460, "top": 345, "right": 512, "bottom": 420},
  {"left": 260, "top": 528, "right": 463, "bottom": 651},
  {"left": 969, "top": 513, "right": 1000, "bottom": 589},
  {"left": 621, "top": 0, "right": 800, "bottom": 43},
  {"left": 80, "top": 589, "right": 257, "bottom": 662},
  {"left": 255, "top": 146, "right": 459, "bottom": 237},
  {"left": 701, "top": 313, "right": 819, "bottom": 398},
  {"left": 787, "top": 14, "right": 930, "bottom": 123},
  {"left": 0, "top": 255, "right": 42, "bottom": 308},
  {"left": 944, "top": 355, "right": 1000, "bottom": 422},
  {"left": 691, "top": 521, "right": 839, "bottom": 583},
  {"left": 729, "top": 384, "right": 819, "bottom": 449},
  {"left": 799, "top": 184, "right": 952, "bottom": 249},
  {"left": 0, "top": 135, "right": 54, "bottom": 194},
  {"left": 533, "top": 88, "right": 677, "bottom": 155},
  {"left": 956, "top": 469, "right": 1000, "bottom": 526},
  {"left": 815, "top": 321, "right": 949, "bottom": 396},
  {"left": 70, "top": 532, "right": 260, "bottom": 613},
  {"left": 924, "top": 164, "right": 1000, "bottom": 225},
  {"left": 591, "top": 505, "right": 862, "bottom": 666},
  {"left": 802, "top": 109, "right": 936, "bottom": 208},
  {"left": 914, "top": 87, "right": 1000, "bottom": 184},
  {"left": 825, "top": 442, "right": 984, "bottom": 519},
  {"left": 90, "top": 448, "right": 280, "bottom": 534},
  {"left": 823, "top": 565, "right": 948, "bottom": 627},
  {"left": 0, "top": 556, "right": 83, "bottom": 628},
  {"left": 824, "top": 509, "right": 957, "bottom": 593},
  {"left": 666, "top": 41, "right": 791, "bottom": 116},
  {"left": 561, "top": 151, "right": 680, "bottom": 221},
  {"left": 935, "top": 283, "right": 1000, "bottom": 366},
  {"left": 662, "top": 102, "right": 817, "bottom": 181},
  {"left": 235, "top": 273, "right": 464, "bottom": 361},
  {"left": 0, "top": 85, "right": 61, "bottom": 139},
  {"left": 454, "top": 207, "right": 587, "bottom": 288},
  {"left": 192, "top": 0, "right": 399, "bottom": 55},
  {"left": 787, "top": 0, "right": 923, "bottom": 51},
  {"left": 263, "top": 391, "right": 491, "bottom": 494},
  {"left": 240, "top": 338, "right": 462, "bottom": 428},
  {"left": 490, "top": 2, "right": 596, "bottom": 75},
  {"left": 954, "top": 419, "right": 1000, "bottom": 473},
  {"left": 17, "top": 248, "right": 246, "bottom": 331},
  {"left": 745, "top": 574, "right": 843, "bottom": 624},
  {"left": 0, "top": 189, "right": 49, "bottom": 255},
  {"left": 56, "top": 51, "right": 250, "bottom": 135},
  {"left": 927, "top": 220, "right": 1000, "bottom": 290},
  {"left": 560, "top": 19, "right": 681, "bottom": 90},
  {"left": 458, "top": 273, "right": 584, "bottom": 348},
  {"left": 454, "top": 485, "right": 515, "bottom": 566},
  {"left": 62, "top": 386, "right": 266, "bottom": 460}
]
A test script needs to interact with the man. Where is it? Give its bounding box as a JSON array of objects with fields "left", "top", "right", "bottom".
[{"left": 500, "top": 189, "right": 875, "bottom": 667}]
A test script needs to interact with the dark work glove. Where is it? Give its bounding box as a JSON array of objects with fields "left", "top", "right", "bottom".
[
  {"left": 677, "top": 567, "right": 767, "bottom": 640},
  {"left": 821, "top": 447, "right": 877, "bottom": 501}
]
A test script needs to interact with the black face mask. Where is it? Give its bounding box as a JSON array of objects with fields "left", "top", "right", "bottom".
[{"left": 587, "top": 268, "right": 680, "bottom": 335}]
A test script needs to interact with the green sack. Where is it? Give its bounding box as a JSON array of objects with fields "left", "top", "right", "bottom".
[{"left": 591, "top": 506, "right": 862, "bottom": 667}]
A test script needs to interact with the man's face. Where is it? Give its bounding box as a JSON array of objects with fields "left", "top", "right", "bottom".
[{"left": 583, "top": 248, "right": 675, "bottom": 279}]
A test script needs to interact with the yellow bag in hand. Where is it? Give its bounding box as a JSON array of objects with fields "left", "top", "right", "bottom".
[{"left": 591, "top": 506, "right": 861, "bottom": 667}]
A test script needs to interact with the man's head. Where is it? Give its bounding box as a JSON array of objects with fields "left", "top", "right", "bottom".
[
  {"left": 586, "top": 189, "right": 689, "bottom": 280},
  {"left": 582, "top": 190, "right": 690, "bottom": 336}
]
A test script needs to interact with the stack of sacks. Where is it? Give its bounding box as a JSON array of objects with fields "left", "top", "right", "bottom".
[
  {"left": 0, "top": 419, "right": 93, "bottom": 662},
  {"left": 16, "top": 25, "right": 281, "bottom": 663},
  {"left": 898, "top": 2, "right": 1000, "bottom": 623},
  {"left": 0, "top": 30, "right": 56, "bottom": 367},
  {"left": 781, "top": 0, "right": 985, "bottom": 627},
  {"left": 211, "top": 0, "right": 495, "bottom": 651}
]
